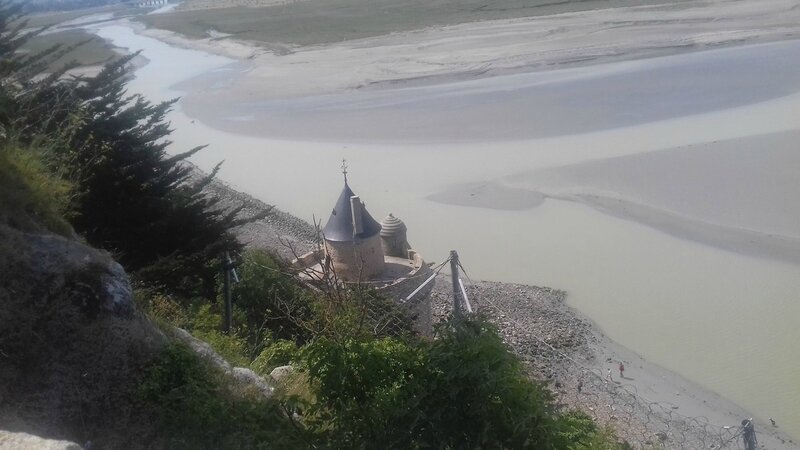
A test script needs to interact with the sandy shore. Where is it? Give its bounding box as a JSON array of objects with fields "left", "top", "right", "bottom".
[{"left": 162, "top": 0, "right": 800, "bottom": 103}]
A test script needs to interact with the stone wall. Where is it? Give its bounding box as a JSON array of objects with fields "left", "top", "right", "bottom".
[{"left": 325, "top": 235, "right": 385, "bottom": 282}]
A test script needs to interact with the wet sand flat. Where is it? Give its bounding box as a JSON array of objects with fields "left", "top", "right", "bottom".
[{"left": 430, "top": 130, "right": 800, "bottom": 263}]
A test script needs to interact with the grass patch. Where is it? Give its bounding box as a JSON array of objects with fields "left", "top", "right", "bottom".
[
  {"left": 14, "top": 4, "right": 127, "bottom": 29},
  {"left": 138, "top": 0, "right": 690, "bottom": 47},
  {"left": 20, "top": 29, "right": 119, "bottom": 72},
  {"left": 139, "top": 343, "right": 306, "bottom": 449},
  {"left": 0, "top": 143, "right": 73, "bottom": 235}
]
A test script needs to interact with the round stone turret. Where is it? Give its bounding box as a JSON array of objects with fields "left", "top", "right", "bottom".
[
  {"left": 322, "top": 182, "right": 385, "bottom": 281},
  {"left": 380, "top": 213, "right": 410, "bottom": 258}
]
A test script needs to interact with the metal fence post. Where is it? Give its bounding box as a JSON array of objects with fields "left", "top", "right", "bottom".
[{"left": 450, "top": 250, "right": 460, "bottom": 318}]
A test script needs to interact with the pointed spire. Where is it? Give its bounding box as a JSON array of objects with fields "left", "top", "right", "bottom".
[
  {"left": 323, "top": 174, "right": 382, "bottom": 242},
  {"left": 341, "top": 158, "right": 348, "bottom": 184}
]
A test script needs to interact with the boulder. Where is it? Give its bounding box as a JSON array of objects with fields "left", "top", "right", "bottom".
[{"left": 270, "top": 365, "right": 294, "bottom": 384}]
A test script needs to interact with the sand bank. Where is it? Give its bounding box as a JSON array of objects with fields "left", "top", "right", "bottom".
[
  {"left": 429, "top": 130, "right": 800, "bottom": 264},
  {"left": 177, "top": 39, "right": 800, "bottom": 143},
  {"left": 163, "top": 0, "right": 800, "bottom": 104}
]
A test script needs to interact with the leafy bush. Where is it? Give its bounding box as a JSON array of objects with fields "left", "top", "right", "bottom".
[
  {"left": 300, "top": 316, "right": 620, "bottom": 449},
  {"left": 184, "top": 303, "right": 250, "bottom": 365},
  {"left": 139, "top": 344, "right": 305, "bottom": 449},
  {"left": 251, "top": 339, "right": 299, "bottom": 376},
  {"left": 233, "top": 249, "right": 313, "bottom": 344},
  {"left": 302, "top": 335, "right": 426, "bottom": 448},
  {"left": 141, "top": 290, "right": 191, "bottom": 328}
]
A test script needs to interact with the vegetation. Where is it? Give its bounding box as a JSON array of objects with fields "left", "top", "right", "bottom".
[
  {"left": 0, "top": 142, "right": 73, "bottom": 234},
  {"left": 20, "top": 29, "right": 118, "bottom": 73},
  {"left": 138, "top": 0, "right": 689, "bottom": 47},
  {"left": 298, "top": 318, "right": 618, "bottom": 449},
  {"left": 22, "top": 0, "right": 129, "bottom": 14},
  {"left": 232, "top": 250, "right": 313, "bottom": 344},
  {"left": 139, "top": 343, "right": 305, "bottom": 449},
  {"left": 1, "top": 2, "right": 269, "bottom": 298}
]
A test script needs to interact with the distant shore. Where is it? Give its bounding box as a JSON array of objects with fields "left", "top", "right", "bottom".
[{"left": 141, "top": 0, "right": 800, "bottom": 108}]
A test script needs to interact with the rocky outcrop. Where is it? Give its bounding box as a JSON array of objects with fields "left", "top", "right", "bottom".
[
  {"left": 0, "top": 224, "right": 166, "bottom": 447},
  {"left": 172, "top": 328, "right": 275, "bottom": 398}
]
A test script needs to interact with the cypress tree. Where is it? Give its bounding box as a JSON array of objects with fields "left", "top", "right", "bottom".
[{"left": 0, "top": 2, "right": 266, "bottom": 297}]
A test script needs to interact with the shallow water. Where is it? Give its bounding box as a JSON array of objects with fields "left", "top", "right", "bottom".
[{"left": 93, "top": 23, "right": 800, "bottom": 439}]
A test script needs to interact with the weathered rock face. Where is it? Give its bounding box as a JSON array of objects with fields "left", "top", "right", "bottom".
[
  {"left": 13, "top": 227, "right": 136, "bottom": 318},
  {"left": 0, "top": 224, "right": 165, "bottom": 447}
]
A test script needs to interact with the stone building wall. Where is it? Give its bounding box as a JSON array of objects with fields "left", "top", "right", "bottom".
[{"left": 325, "top": 235, "right": 385, "bottom": 282}]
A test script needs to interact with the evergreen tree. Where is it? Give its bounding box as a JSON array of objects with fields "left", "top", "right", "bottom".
[{"left": 0, "top": 2, "right": 266, "bottom": 296}]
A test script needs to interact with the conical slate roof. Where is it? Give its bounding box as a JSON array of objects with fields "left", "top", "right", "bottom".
[{"left": 322, "top": 182, "right": 382, "bottom": 242}]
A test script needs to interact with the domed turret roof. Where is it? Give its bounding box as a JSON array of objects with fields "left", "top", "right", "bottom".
[
  {"left": 380, "top": 213, "right": 407, "bottom": 237},
  {"left": 322, "top": 182, "right": 382, "bottom": 242}
]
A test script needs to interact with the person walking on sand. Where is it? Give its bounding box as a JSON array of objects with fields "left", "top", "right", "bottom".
[
  {"left": 606, "top": 368, "right": 613, "bottom": 383},
  {"left": 619, "top": 362, "right": 625, "bottom": 379}
]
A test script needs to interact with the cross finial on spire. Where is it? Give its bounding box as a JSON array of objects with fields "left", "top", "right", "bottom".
[{"left": 341, "top": 158, "right": 348, "bottom": 184}]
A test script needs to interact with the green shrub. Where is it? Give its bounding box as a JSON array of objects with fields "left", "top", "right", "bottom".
[
  {"left": 301, "top": 317, "right": 622, "bottom": 449},
  {"left": 185, "top": 304, "right": 249, "bottom": 365},
  {"left": 302, "top": 335, "right": 427, "bottom": 448},
  {"left": 233, "top": 249, "right": 313, "bottom": 344},
  {"left": 0, "top": 143, "right": 73, "bottom": 235},
  {"left": 191, "top": 303, "right": 224, "bottom": 333},
  {"left": 145, "top": 291, "right": 191, "bottom": 329},
  {"left": 251, "top": 339, "right": 299, "bottom": 376},
  {"left": 139, "top": 344, "right": 305, "bottom": 449},
  {"left": 194, "top": 329, "right": 250, "bottom": 367}
]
